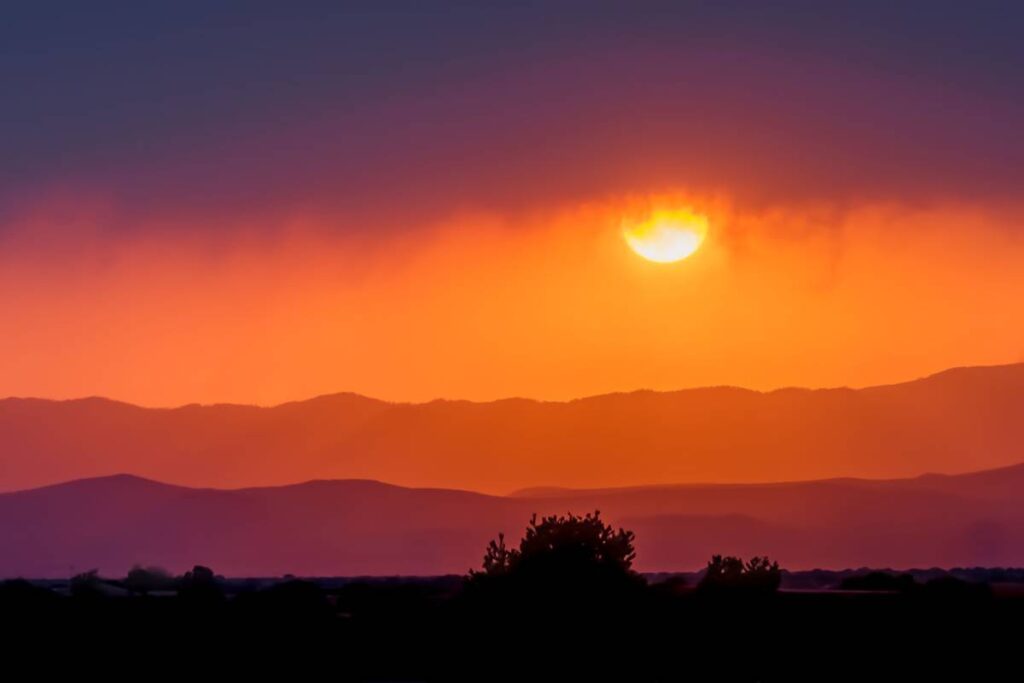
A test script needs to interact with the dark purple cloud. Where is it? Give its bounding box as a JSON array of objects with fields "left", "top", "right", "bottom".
[{"left": 3, "top": 1, "right": 1024, "bottom": 237}]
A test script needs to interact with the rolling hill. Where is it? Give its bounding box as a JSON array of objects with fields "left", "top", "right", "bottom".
[{"left": 4, "top": 462, "right": 1024, "bottom": 577}]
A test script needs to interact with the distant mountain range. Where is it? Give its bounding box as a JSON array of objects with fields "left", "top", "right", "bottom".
[
  {"left": 4, "top": 462, "right": 1024, "bottom": 577},
  {"left": 1, "top": 363, "right": 1023, "bottom": 494}
]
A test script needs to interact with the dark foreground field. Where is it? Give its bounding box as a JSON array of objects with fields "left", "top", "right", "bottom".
[{"left": 3, "top": 570, "right": 1023, "bottom": 680}]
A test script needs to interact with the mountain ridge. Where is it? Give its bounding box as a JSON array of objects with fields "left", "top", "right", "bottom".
[
  {"left": 4, "top": 361, "right": 1019, "bottom": 411},
  {"left": 4, "top": 462, "right": 1024, "bottom": 577},
  {"left": 2, "top": 362, "right": 1022, "bottom": 494},
  {"left": 9, "top": 458, "right": 1024, "bottom": 498}
]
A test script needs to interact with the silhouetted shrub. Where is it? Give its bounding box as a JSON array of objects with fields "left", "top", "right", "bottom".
[
  {"left": 124, "top": 565, "right": 176, "bottom": 595},
  {"left": 69, "top": 569, "right": 105, "bottom": 599},
  {"left": 464, "top": 510, "right": 646, "bottom": 628},
  {"left": 475, "top": 509, "right": 634, "bottom": 581},
  {"left": 459, "top": 512, "right": 646, "bottom": 677},
  {"left": 698, "top": 555, "right": 781, "bottom": 594},
  {"left": 478, "top": 532, "right": 517, "bottom": 577},
  {"left": 178, "top": 565, "right": 224, "bottom": 604}
]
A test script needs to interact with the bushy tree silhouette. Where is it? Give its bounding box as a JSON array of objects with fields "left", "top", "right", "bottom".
[
  {"left": 466, "top": 510, "right": 645, "bottom": 622},
  {"left": 177, "top": 565, "right": 223, "bottom": 604},
  {"left": 473, "top": 511, "right": 636, "bottom": 582},
  {"left": 698, "top": 554, "right": 781, "bottom": 594},
  {"left": 459, "top": 512, "right": 645, "bottom": 678},
  {"left": 69, "top": 569, "right": 105, "bottom": 599},
  {"left": 124, "top": 565, "right": 175, "bottom": 595}
]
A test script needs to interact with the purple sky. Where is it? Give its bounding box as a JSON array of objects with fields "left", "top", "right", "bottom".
[{"left": 3, "top": 1, "right": 1024, "bottom": 239}]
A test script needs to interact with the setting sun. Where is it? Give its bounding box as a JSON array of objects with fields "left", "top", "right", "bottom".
[
  {"left": 6, "top": 5, "right": 1024, "bottom": 673},
  {"left": 622, "top": 209, "right": 709, "bottom": 263}
]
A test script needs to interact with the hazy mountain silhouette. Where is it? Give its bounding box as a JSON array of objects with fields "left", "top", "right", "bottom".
[
  {"left": 5, "top": 462, "right": 1024, "bottom": 577},
  {"left": 2, "top": 363, "right": 1022, "bottom": 494}
]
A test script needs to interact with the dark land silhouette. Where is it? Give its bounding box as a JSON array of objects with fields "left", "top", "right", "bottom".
[
  {"left": 2, "top": 362, "right": 1023, "bottom": 494},
  {"left": 3, "top": 514, "right": 1022, "bottom": 679},
  {"left": 5, "top": 364, "right": 1022, "bottom": 673}
]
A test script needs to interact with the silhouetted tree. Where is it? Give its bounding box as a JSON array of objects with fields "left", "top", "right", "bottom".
[
  {"left": 177, "top": 565, "right": 223, "bottom": 605},
  {"left": 698, "top": 555, "right": 781, "bottom": 594},
  {"left": 458, "top": 512, "right": 645, "bottom": 678},
  {"left": 473, "top": 511, "right": 636, "bottom": 581},
  {"left": 69, "top": 569, "right": 105, "bottom": 599},
  {"left": 466, "top": 510, "right": 645, "bottom": 618},
  {"left": 479, "top": 533, "right": 518, "bottom": 576},
  {"left": 124, "top": 565, "right": 175, "bottom": 595}
]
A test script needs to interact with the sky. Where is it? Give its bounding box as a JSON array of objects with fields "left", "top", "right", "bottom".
[{"left": 2, "top": 1, "right": 1024, "bottom": 406}]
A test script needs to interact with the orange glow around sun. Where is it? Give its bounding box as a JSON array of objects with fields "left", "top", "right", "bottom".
[
  {"left": 2, "top": 190, "right": 1024, "bottom": 411},
  {"left": 622, "top": 207, "right": 709, "bottom": 263}
]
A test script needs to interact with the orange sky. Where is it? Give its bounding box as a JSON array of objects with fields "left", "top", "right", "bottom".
[
  {"left": 2, "top": 192, "right": 1022, "bottom": 407},
  {"left": 6, "top": 6, "right": 1024, "bottom": 409}
]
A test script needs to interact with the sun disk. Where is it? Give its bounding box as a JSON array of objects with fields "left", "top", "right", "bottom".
[{"left": 622, "top": 209, "right": 709, "bottom": 263}]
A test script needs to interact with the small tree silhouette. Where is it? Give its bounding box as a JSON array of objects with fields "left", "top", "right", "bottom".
[
  {"left": 479, "top": 532, "right": 518, "bottom": 576},
  {"left": 69, "top": 569, "right": 104, "bottom": 599},
  {"left": 699, "top": 554, "right": 781, "bottom": 594},
  {"left": 124, "top": 565, "right": 175, "bottom": 595},
  {"left": 178, "top": 565, "right": 223, "bottom": 604}
]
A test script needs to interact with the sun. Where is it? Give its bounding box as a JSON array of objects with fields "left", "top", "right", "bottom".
[{"left": 622, "top": 208, "right": 709, "bottom": 263}]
